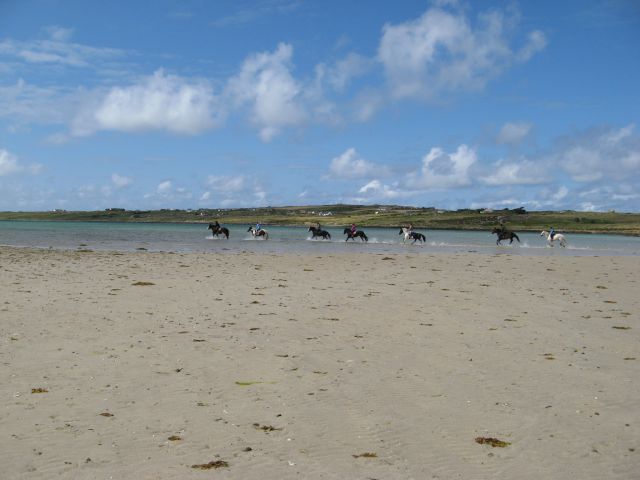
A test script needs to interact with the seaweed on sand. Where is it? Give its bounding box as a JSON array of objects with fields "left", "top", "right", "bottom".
[
  {"left": 191, "top": 460, "right": 229, "bottom": 470},
  {"left": 475, "top": 437, "right": 511, "bottom": 447},
  {"left": 352, "top": 452, "right": 377, "bottom": 458}
]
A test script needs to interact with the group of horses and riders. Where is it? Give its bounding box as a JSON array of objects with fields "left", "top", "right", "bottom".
[{"left": 209, "top": 221, "right": 567, "bottom": 247}]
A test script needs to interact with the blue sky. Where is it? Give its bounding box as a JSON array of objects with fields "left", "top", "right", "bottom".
[{"left": 1, "top": 0, "right": 639, "bottom": 212}]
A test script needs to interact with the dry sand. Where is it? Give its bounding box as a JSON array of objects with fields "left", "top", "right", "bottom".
[{"left": 1, "top": 246, "right": 639, "bottom": 479}]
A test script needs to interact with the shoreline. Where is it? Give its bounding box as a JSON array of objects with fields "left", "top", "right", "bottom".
[{"left": 2, "top": 217, "right": 639, "bottom": 237}]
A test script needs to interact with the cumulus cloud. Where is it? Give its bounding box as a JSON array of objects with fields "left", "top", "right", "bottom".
[
  {"left": 377, "top": 4, "right": 546, "bottom": 100},
  {"left": 206, "top": 175, "right": 246, "bottom": 192},
  {"left": 111, "top": 173, "right": 133, "bottom": 188},
  {"left": 0, "top": 148, "right": 42, "bottom": 176},
  {"left": 157, "top": 180, "right": 172, "bottom": 194},
  {"left": 226, "top": 43, "right": 305, "bottom": 141},
  {"left": 316, "top": 53, "right": 373, "bottom": 93},
  {"left": 200, "top": 174, "right": 268, "bottom": 207},
  {"left": 407, "top": 144, "right": 477, "bottom": 188},
  {"left": 351, "top": 88, "right": 385, "bottom": 122},
  {"left": 480, "top": 157, "right": 549, "bottom": 186},
  {"left": 555, "top": 124, "right": 640, "bottom": 182},
  {"left": 72, "top": 70, "right": 222, "bottom": 136},
  {"left": 0, "top": 149, "right": 20, "bottom": 176},
  {"left": 357, "top": 179, "right": 401, "bottom": 199},
  {"left": 328, "top": 148, "right": 385, "bottom": 179},
  {"left": 497, "top": 122, "right": 532, "bottom": 144}
]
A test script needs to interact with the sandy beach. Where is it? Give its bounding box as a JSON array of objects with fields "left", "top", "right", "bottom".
[{"left": 1, "top": 246, "right": 638, "bottom": 479}]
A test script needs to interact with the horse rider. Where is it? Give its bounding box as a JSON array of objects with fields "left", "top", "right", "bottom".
[
  {"left": 549, "top": 226, "right": 555, "bottom": 240},
  {"left": 255, "top": 222, "right": 262, "bottom": 233},
  {"left": 350, "top": 223, "right": 357, "bottom": 237},
  {"left": 213, "top": 220, "right": 220, "bottom": 231}
]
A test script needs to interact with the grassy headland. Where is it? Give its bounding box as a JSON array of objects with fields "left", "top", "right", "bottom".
[{"left": 1, "top": 205, "right": 639, "bottom": 235}]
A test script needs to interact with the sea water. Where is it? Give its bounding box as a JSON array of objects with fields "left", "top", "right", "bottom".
[{"left": 1, "top": 220, "right": 639, "bottom": 256}]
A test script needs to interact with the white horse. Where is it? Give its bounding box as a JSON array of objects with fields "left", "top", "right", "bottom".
[
  {"left": 540, "top": 230, "right": 567, "bottom": 247},
  {"left": 247, "top": 226, "right": 269, "bottom": 240},
  {"left": 399, "top": 227, "right": 426, "bottom": 244}
]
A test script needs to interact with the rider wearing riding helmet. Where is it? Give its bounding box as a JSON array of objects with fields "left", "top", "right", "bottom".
[
  {"left": 549, "top": 227, "right": 555, "bottom": 240},
  {"left": 256, "top": 222, "right": 262, "bottom": 233}
]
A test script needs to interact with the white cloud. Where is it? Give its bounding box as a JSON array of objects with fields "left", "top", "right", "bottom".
[
  {"left": 497, "top": 122, "right": 532, "bottom": 144},
  {"left": 556, "top": 124, "right": 640, "bottom": 182},
  {"left": 550, "top": 185, "right": 568, "bottom": 202},
  {"left": 211, "top": 1, "right": 301, "bottom": 28},
  {"left": 0, "top": 79, "right": 75, "bottom": 127},
  {"left": 0, "top": 25, "right": 124, "bottom": 67},
  {"left": 157, "top": 180, "right": 172, "bottom": 193},
  {"left": 0, "top": 149, "right": 20, "bottom": 176},
  {"left": 199, "top": 174, "right": 268, "bottom": 207},
  {"left": 357, "top": 179, "right": 401, "bottom": 199},
  {"left": 0, "top": 148, "right": 42, "bottom": 176},
  {"left": 317, "top": 53, "right": 373, "bottom": 93},
  {"left": 226, "top": 43, "right": 305, "bottom": 141},
  {"left": 328, "top": 148, "right": 384, "bottom": 179},
  {"left": 73, "top": 70, "right": 222, "bottom": 136},
  {"left": 111, "top": 173, "right": 132, "bottom": 188},
  {"left": 517, "top": 30, "right": 547, "bottom": 62},
  {"left": 206, "top": 175, "right": 245, "bottom": 192},
  {"left": 45, "top": 26, "right": 74, "bottom": 42},
  {"left": 351, "top": 88, "right": 385, "bottom": 122},
  {"left": 377, "top": 5, "right": 546, "bottom": 100},
  {"left": 480, "top": 157, "right": 548, "bottom": 186},
  {"left": 408, "top": 144, "right": 477, "bottom": 188}
]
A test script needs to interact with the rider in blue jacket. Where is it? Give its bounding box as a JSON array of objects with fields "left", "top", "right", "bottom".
[{"left": 549, "top": 227, "right": 555, "bottom": 240}]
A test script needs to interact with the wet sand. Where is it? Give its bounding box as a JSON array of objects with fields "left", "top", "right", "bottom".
[{"left": 1, "top": 246, "right": 639, "bottom": 479}]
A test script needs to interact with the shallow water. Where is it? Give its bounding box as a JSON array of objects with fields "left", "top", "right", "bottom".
[{"left": 1, "top": 220, "right": 639, "bottom": 256}]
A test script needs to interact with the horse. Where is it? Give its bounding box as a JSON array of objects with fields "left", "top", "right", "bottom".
[
  {"left": 208, "top": 223, "right": 229, "bottom": 239},
  {"left": 491, "top": 227, "right": 520, "bottom": 245},
  {"left": 247, "top": 226, "right": 269, "bottom": 240},
  {"left": 399, "top": 227, "right": 426, "bottom": 244},
  {"left": 540, "top": 230, "right": 567, "bottom": 247},
  {"left": 308, "top": 226, "right": 331, "bottom": 240},
  {"left": 343, "top": 228, "right": 368, "bottom": 242}
]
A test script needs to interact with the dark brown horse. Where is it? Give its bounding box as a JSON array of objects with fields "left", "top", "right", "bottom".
[
  {"left": 308, "top": 226, "right": 331, "bottom": 240},
  {"left": 343, "top": 228, "right": 368, "bottom": 242},
  {"left": 208, "top": 223, "right": 229, "bottom": 239},
  {"left": 491, "top": 227, "right": 520, "bottom": 245}
]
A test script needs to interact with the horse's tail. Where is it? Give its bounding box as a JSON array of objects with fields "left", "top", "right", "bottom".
[
  {"left": 264, "top": 232, "right": 269, "bottom": 240},
  {"left": 513, "top": 233, "right": 520, "bottom": 242},
  {"left": 362, "top": 233, "right": 368, "bottom": 242},
  {"left": 327, "top": 232, "right": 331, "bottom": 240}
]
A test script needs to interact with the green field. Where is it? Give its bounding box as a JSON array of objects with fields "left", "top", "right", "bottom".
[{"left": 1, "top": 205, "right": 639, "bottom": 236}]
